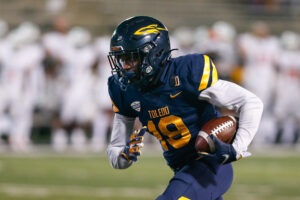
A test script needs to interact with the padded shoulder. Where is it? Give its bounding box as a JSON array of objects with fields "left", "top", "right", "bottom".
[{"left": 173, "top": 54, "right": 219, "bottom": 96}]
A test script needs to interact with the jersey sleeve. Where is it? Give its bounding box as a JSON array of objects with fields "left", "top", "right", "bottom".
[
  {"left": 107, "top": 113, "right": 135, "bottom": 169},
  {"left": 180, "top": 54, "right": 219, "bottom": 96},
  {"left": 107, "top": 76, "right": 138, "bottom": 118},
  {"left": 199, "top": 80, "right": 264, "bottom": 160}
]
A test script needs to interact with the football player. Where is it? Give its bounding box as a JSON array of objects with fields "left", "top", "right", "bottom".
[
  {"left": 274, "top": 31, "right": 300, "bottom": 144},
  {"left": 237, "top": 22, "right": 279, "bottom": 146},
  {"left": 2, "top": 22, "right": 44, "bottom": 151},
  {"left": 107, "top": 16, "right": 263, "bottom": 200}
]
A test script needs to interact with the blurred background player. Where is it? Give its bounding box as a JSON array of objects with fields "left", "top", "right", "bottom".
[
  {"left": 171, "top": 26, "right": 197, "bottom": 57},
  {"left": 274, "top": 31, "right": 300, "bottom": 145},
  {"left": 205, "top": 21, "right": 237, "bottom": 81},
  {"left": 238, "top": 21, "right": 280, "bottom": 146},
  {"left": 56, "top": 26, "right": 98, "bottom": 151},
  {"left": 0, "top": 19, "right": 10, "bottom": 146},
  {"left": 1, "top": 22, "right": 44, "bottom": 151},
  {"left": 41, "top": 16, "right": 70, "bottom": 151},
  {"left": 92, "top": 35, "right": 115, "bottom": 152}
]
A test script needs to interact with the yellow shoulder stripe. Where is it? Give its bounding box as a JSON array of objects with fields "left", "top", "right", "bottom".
[
  {"left": 211, "top": 61, "right": 218, "bottom": 86},
  {"left": 198, "top": 55, "right": 211, "bottom": 91},
  {"left": 198, "top": 55, "right": 219, "bottom": 91},
  {"left": 110, "top": 98, "right": 119, "bottom": 113},
  {"left": 178, "top": 197, "right": 191, "bottom": 200}
]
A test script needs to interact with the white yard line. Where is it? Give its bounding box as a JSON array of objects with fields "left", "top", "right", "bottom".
[{"left": 0, "top": 183, "right": 164, "bottom": 198}]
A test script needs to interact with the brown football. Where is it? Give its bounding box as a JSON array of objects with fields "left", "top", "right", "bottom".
[{"left": 195, "top": 116, "right": 237, "bottom": 153}]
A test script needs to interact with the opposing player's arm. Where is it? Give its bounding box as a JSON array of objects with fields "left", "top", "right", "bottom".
[
  {"left": 107, "top": 113, "right": 136, "bottom": 169},
  {"left": 199, "top": 80, "right": 263, "bottom": 160}
]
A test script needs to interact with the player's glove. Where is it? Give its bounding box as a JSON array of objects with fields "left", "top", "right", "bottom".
[
  {"left": 121, "top": 127, "right": 147, "bottom": 162},
  {"left": 198, "top": 135, "right": 237, "bottom": 164},
  {"left": 211, "top": 134, "right": 237, "bottom": 164}
]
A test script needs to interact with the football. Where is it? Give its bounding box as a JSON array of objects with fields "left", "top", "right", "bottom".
[{"left": 195, "top": 116, "right": 237, "bottom": 153}]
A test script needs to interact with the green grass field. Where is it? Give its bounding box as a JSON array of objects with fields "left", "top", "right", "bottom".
[{"left": 0, "top": 152, "right": 300, "bottom": 200}]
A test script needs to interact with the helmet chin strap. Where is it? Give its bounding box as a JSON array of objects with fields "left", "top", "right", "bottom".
[
  {"left": 169, "top": 48, "right": 179, "bottom": 54},
  {"left": 135, "top": 47, "right": 174, "bottom": 92},
  {"left": 118, "top": 76, "right": 128, "bottom": 91},
  {"left": 136, "top": 64, "right": 164, "bottom": 92},
  {"left": 118, "top": 69, "right": 138, "bottom": 91}
]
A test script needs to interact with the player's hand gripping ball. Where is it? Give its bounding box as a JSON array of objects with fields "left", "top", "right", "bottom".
[
  {"left": 195, "top": 116, "right": 237, "bottom": 153},
  {"left": 121, "top": 127, "right": 147, "bottom": 162},
  {"left": 195, "top": 116, "right": 238, "bottom": 164}
]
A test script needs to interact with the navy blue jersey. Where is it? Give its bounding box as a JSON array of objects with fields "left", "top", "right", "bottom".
[{"left": 108, "top": 54, "right": 220, "bottom": 170}]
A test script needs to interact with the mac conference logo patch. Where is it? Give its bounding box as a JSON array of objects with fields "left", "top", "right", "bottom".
[{"left": 131, "top": 101, "right": 141, "bottom": 112}]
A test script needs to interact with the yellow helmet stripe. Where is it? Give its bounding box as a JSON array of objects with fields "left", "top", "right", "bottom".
[
  {"left": 134, "top": 24, "right": 167, "bottom": 35},
  {"left": 198, "top": 55, "right": 211, "bottom": 91},
  {"left": 211, "top": 61, "right": 218, "bottom": 86}
]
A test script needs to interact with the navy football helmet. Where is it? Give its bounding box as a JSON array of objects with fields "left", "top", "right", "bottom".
[{"left": 108, "top": 16, "right": 171, "bottom": 90}]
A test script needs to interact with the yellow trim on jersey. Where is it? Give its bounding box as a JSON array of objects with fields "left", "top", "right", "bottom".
[
  {"left": 178, "top": 197, "right": 191, "bottom": 200},
  {"left": 211, "top": 61, "right": 218, "bottom": 86},
  {"left": 110, "top": 98, "right": 119, "bottom": 113},
  {"left": 198, "top": 55, "right": 211, "bottom": 91}
]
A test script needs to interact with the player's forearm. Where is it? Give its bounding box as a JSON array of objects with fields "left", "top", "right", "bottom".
[
  {"left": 106, "top": 113, "right": 135, "bottom": 169},
  {"left": 231, "top": 93, "right": 263, "bottom": 158},
  {"left": 199, "top": 80, "right": 263, "bottom": 158}
]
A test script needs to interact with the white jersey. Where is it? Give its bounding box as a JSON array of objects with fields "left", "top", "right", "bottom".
[
  {"left": 239, "top": 34, "right": 280, "bottom": 69},
  {"left": 2, "top": 44, "right": 44, "bottom": 106},
  {"left": 59, "top": 44, "right": 98, "bottom": 124},
  {"left": 200, "top": 37, "right": 237, "bottom": 79},
  {"left": 0, "top": 39, "right": 9, "bottom": 114},
  {"left": 0, "top": 38, "right": 8, "bottom": 65},
  {"left": 0, "top": 42, "right": 44, "bottom": 147},
  {"left": 238, "top": 33, "right": 280, "bottom": 107},
  {"left": 274, "top": 50, "right": 300, "bottom": 119},
  {"left": 94, "top": 36, "right": 113, "bottom": 109},
  {"left": 170, "top": 35, "right": 199, "bottom": 58},
  {"left": 42, "top": 32, "right": 67, "bottom": 60}
]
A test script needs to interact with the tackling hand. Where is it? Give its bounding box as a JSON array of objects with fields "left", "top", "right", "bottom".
[
  {"left": 198, "top": 135, "right": 237, "bottom": 164},
  {"left": 121, "top": 127, "right": 147, "bottom": 162}
]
